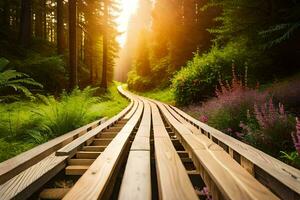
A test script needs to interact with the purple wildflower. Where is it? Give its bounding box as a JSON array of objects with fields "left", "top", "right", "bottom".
[
  {"left": 200, "top": 115, "right": 209, "bottom": 123},
  {"left": 292, "top": 118, "right": 300, "bottom": 155}
]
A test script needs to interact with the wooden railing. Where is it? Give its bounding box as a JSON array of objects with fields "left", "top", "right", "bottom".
[{"left": 169, "top": 104, "right": 300, "bottom": 199}]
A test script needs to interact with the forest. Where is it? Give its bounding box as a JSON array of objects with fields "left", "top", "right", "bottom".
[{"left": 0, "top": 0, "right": 300, "bottom": 172}]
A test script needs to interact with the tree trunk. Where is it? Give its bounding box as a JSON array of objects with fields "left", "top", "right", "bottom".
[
  {"left": 35, "top": 2, "right": 43, "bottom": 38},
  {"left": 19, "top": 0, "right": 32, "bottom": 46},
  {"left": 69, "top": 0, "right": 78, "bottom": 89},
  {"left": 43, "top": 0, "right": 47, "bottom": 39},
  {"left": 57, "top": 0, "right": 65, "bottom": 54},
  {"left": 101, "top": 0, "right": 108, "bottom": 89},
  {"left": 2, "top": 0, "right": 10, "bottom": 27}
]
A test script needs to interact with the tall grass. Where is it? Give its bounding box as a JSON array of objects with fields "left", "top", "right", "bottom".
[
  {"left": 34, "top": 87, "right": 100, "bottom": 137},
  {"left": 0, "top": 83, "right": 129, "bottom": 162}
]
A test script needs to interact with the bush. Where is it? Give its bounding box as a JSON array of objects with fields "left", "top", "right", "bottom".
[
  {"left": 281, "top": 118, "right": 300, "bottom": 168},
  {"left": 34, "top": 87, "right": 100, "bottom": 137},
  {"left": 0, "top": 102, "right": 39, "bottom": 139},
  {"left": 17, "top": 55, "right": 67, "bottom": 92},
  {"left": 127, "top": 56, "right": 171, "bottom": 92},
  {"left": 150, "top": 56, "right": 172, "bottom": 87},
  {"left": 0, "top": 87, "right": 100, "bottom": 141},
  {"left": 0, "top": 57, "right": 43, "bottom": 101},
  {"left": 172, "top": 39, "right": 269, "bottom": 105},
  {"left": 198, "top": 73, "right": 267, "bottom": 136},
  {"left": 241, "top": 99, "right": 295, "bottom": 157},
  {"left": 127, "top": 70, "right": 153, "bottom": 92}
]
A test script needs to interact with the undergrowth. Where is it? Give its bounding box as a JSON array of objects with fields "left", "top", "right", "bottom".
[{"left": 0, "top": 82, "right": 128, "bottom": 162}]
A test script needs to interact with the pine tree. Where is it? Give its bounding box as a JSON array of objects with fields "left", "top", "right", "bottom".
[
  {"left": 57, "top": 0, "right": 65, "bottom": 54},
  {"left": 19, "top": 0, "right": 32, "bottom": 46},
  {"left": 68, "top": 0, "right": 77, "bottom": 89}
]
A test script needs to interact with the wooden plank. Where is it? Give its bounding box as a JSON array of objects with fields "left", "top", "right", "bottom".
[
  {"left": 154, "top": 138, "right": 198, "bottom": 200},
  {"left": 40, "top": 188, "right": 70, "bottom": 199},
  {"left": 118, "top": 99, "right": 151, "bottom": 200},
  {"left": 0, "top": 117, "right": 106, "bottom": 184},
  {"left": 65, "top": 165, "right": 89, "bottom": 175},
  {"left": 194, "top": 149, "right": 279, "bottom": 200},
  {"left": 62, "top": 99, "right": 144, "bottom": 200},
  {"left": 149, "top": 102, "right": 198, "bottom": 200},
  {"left": 97, "top": 133, "right": 117, "bottom": 139},
  {"left": 170, "top": 105, "right": 300, "bottom": 197},
  {"left": 155, "top": 101, "right": 278, "bottom": 200},
  {"left": 76, "top": 151, "right": 101, "bottom": 159},
  {"left": 92, "top": 139, "right": 112, "bottom": 146},
  {"left": 118, "top": 151, "right": 151, "bottom": 200},
  {"left": 107, "top": 126, "right": 123, "bottom": 132},
  {"left": 81, "top": 146, "right": 106, "bottom": 152},
  {"left": 68, "top": 159, "right": 94, "bottom": 166},
  {"left": 123, "top": 97, "right": 139, "bottom": 119},
  {"left": 130, "top": 136, "right": 150, "bottom": 151},
  {"left": 56, "top": 101, "right": 135, "bottom": 156},
  {"left": 130, "top": 101, "right": 151, "bottom": 151},
  {"left": 0, "top": 153, "right": 68, "bottom": 200}
]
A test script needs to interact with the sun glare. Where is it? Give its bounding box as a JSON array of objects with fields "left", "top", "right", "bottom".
[{"left": 117, "top": 0, "right": 139, "bottom": 47}]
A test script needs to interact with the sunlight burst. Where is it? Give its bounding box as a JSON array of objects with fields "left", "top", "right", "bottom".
[{"left": 117, "top": 0, "right": 139, "bottom": 47}]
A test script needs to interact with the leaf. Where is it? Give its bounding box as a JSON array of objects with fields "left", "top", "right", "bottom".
[{"left": 0, "top": 58, "right": 9, "bottom": 72}]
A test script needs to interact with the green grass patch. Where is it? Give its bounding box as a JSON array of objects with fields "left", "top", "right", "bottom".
[
  {"left": 0, "top": 82, "right": 128, "bottom": 162},
  {"left": 126, "top": 85, "right": 175, "bottom": 105}
]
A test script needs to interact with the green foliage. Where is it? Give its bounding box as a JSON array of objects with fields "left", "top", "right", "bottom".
[
  {"left": 241, "top": 110, "right": 295, "bottom": 157},
  {"left": 280, "top": 151, "right": 300, "bottom": 168},
  {"left": 127, "top": 70, "right": 153, "bottom": 92},
  {"left": 172, "top": 40, "right": 267, "bottom": 105},
  {"left": 0, "top": 102, "right": 38, "bottom": 139},
  {"left": 0, "top": 82, "right": 129, "bottom": 162},
  {"left": 259, "top": 2, "right": 300, "bottom": 48},
  {"left": 0, "top": 139, "right": 36, "bottom": 162},
  {"left": 128, "top": 55, "right": 172, "bottom": 92},
  {"left": 33, "top": 87, "right": 100, "bottom": 137},
  {"left": 88, "top": 82, "right": 129, "bottom": 118},
  {"left": 134, "top": 86, "right": 175, "bottom": 105},
  {"left": 151, "top": 56, "right": 172, "bottom": 87},
  {"left": 16, "top": 55, "right": 67, "bottom": 92},
  {"left": 0, "top": 57, "right": 43, "bottom": 101}
]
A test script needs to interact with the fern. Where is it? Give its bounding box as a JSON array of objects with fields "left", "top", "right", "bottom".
[
  {"left": 260, "top": 22, "right": 300, "bottom": 48},
  {"left": 0, "top": 58, "right": 43, "bottom": 101}
]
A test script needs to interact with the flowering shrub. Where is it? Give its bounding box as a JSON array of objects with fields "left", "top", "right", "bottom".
[
  {"left": 241, "top": 99, "right": 295, "bottom": 156},
  {"left": 198, "top": 65, "right": 266, "bottom": 136},
  {"left": 280, "top": 118, "right": 300, "bottom": 168},
  {"left": 199, "top": 115, "right": 209, "bottom": 123},
  {"left": 292, "top": 118, "right": 300, "bottom": 155},
  {"left": 172, "top": 40, "right": 257, "bottom": 105}
]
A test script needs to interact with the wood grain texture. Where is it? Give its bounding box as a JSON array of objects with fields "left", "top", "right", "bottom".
[
  {"left": 150, "top": 102, "right": 198, "bottom": 200},
  {"left": 62, "top": 99, "right": 144, "bottom": 200},
  {"left": 118, "top": 99, "right": 151, "bottom": 200},
  {"left": 170, "top": 105, "right": 300, "bottom": 197},
  {"left": 118, "top": 151, "right": 151, "bottom": 200},
  {"left": 0, "top": 118, "right": 106, "bottom": 184},
  {"left": 65, "top": 165, "right": 89, "bottom": 175},
  {"left": 0, "top": 153, "right": 68, "bottom": 200},
  {"left": 155, "top": 101, "right": 278, "bottom": 200},
  {"left": 154, "top": 138, "right": 199, "bottom": 200}
]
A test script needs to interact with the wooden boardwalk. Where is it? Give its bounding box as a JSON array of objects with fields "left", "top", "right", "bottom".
[{"left": 0, "top": 86, "right": 299, "bottom": 200}]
